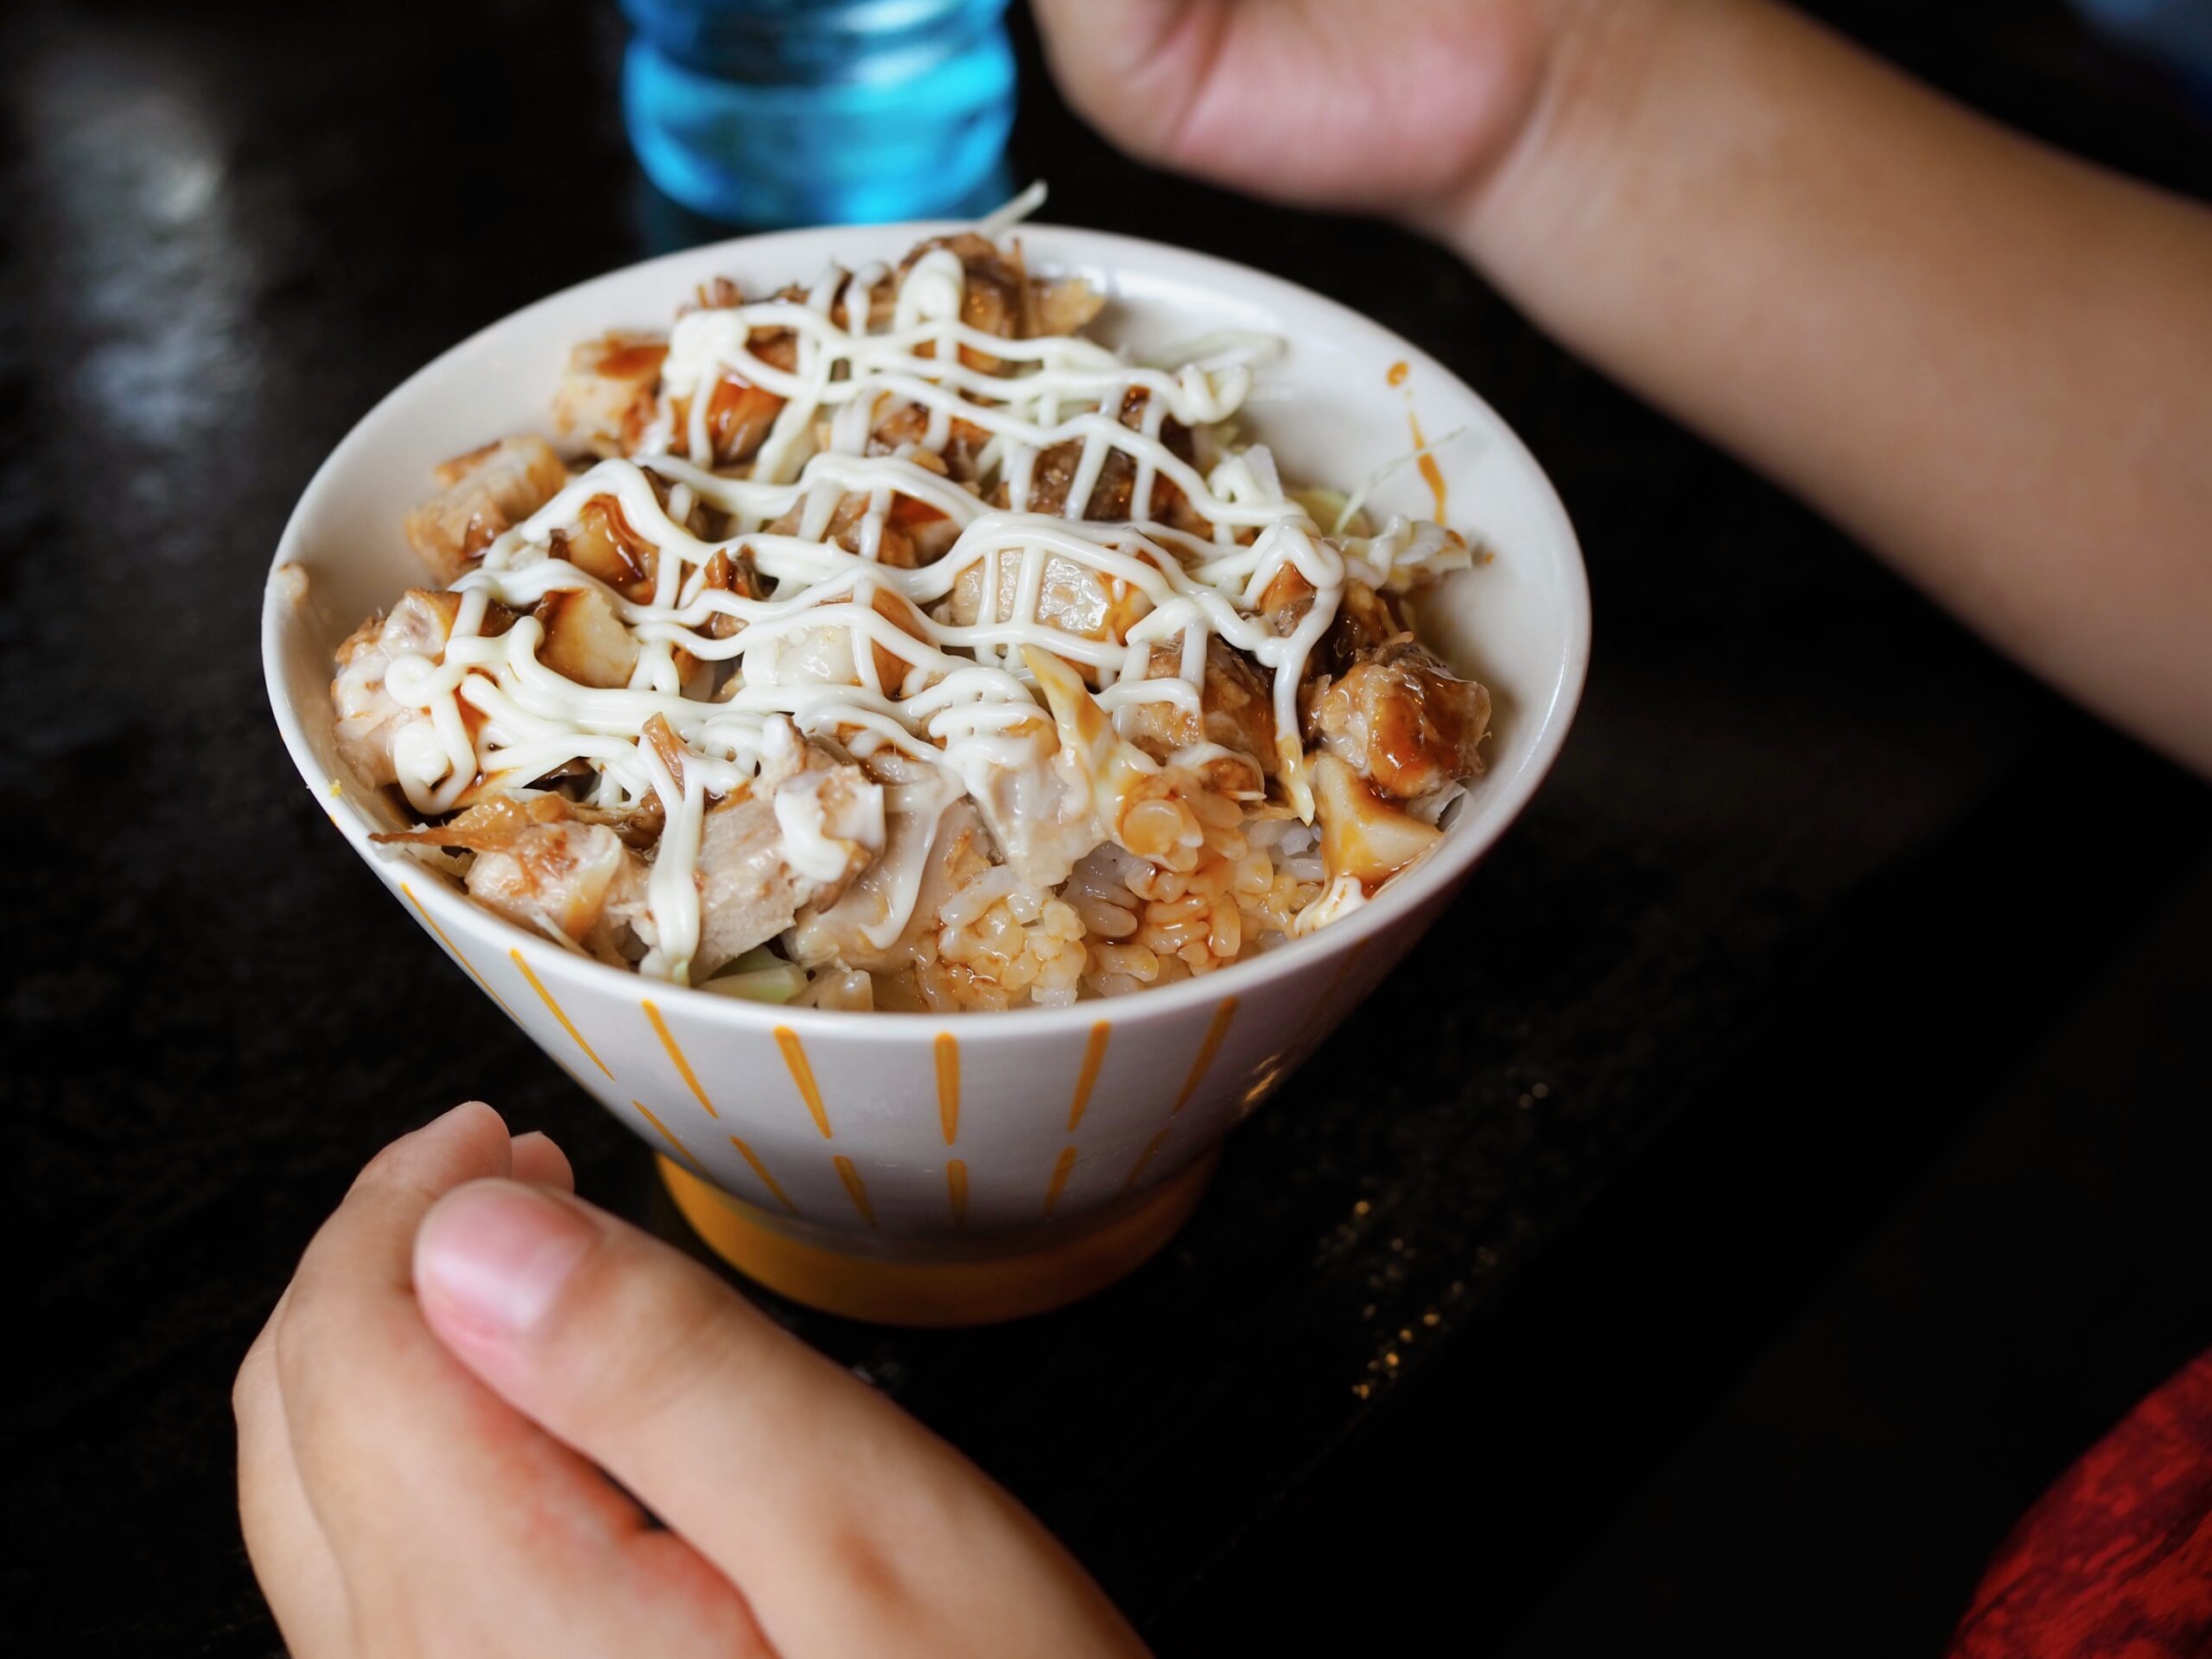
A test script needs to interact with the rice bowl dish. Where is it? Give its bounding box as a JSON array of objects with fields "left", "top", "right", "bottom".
[{"left": 330, "top": 225, "right": 1497, "bottom": 1014}]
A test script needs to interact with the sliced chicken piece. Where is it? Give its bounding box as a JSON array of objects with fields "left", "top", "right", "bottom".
[
  {"left": 692, "top": 276, "right": 746, "bottom": 311},
  {"left": 534, "top": 585, "right": 639, "bottom": 689},
  {"left": 1023, "top": 272, "right": 1105, "bottom": 338},
  {"left": 467, "top": 821, "right": 645, "bottom": 961},
  {"left": 902, "top": 232, "right": 1024, "bottom": 370},
  {"left": 690, "top": 727, "right": 885, "bottom": 977},
  {"left": 1317, "top": 579, "right": 1410, "bottom": 671},
  {"left": 1254, "top": 565, "right": 1396, "bottom": 652},
  {"left": 859, "top": 585, "right": 937, "bottom": 694},
  {"left": 772, "top": 747, "right": 889, "bottom": 884},
  {"left": 762, "top": 489, "right": 942, "bottom": 569},
  {"left": 938, "top": 544, "right": 1149, "bottom": 648},
  {"left": 688, "top": 793, "right": 805, "bottom": 978},
  {"left": 554, "top": 334, "right": 667, "bottom": 454},
  {"left": 898, "top": 231, "right": 1105, "bottom": 353},
  {"left": 887, "top": 493, "right": 962, "bottom": 567},
  {"left": 374, "top": 794, "right": 650, "bottom": 963},
  {"left": 687, "top": 278, "right": 803, "bottom": 371},
  {"left": 744, "top": 582, "right": 934, "bottom": 696},
  {"left": 1015, "top": 391, "right": 1199, "bottom": 523},
  {"left": 737, "top": 610, "right": 854, "bottom": 693},
  {"left": 698, "top": 372, "right": 784, "bottom": 467},
  {"left": 788, "top": 782, "right": 976, "bottom": 976},
  {"left": 867, "top": 448, "right": 965, "bottom": 565},
  {"left": 671, "top": 281, "right": 798, "bottom": 464},
  {"left": 798, "top": 797, "right": 1000, "bottom": 1012},
  {"left": 694, "top": 548, "right": 752, "bottom": 645},
  {"left": 1016, "top": 440, "right": 1117, "bottom": 520},
  {"left": 1256, "top": 563, "right": 1319, "bottom": 639},
  {"left": 549, "top": 493, "right": 658, "bottom": 603},
  {"left": 1309, "top": 639, "right": 1491, "bottom": 803},
  {"left": 404, "top": 436, "right": 569, "bottom": 585},
  {"left": 332, "top": 589, "right": 463, "bottom": 790},
  {"left": 1122, "top": 635, "right": 1278, "bottom": 792},
  {"left": 899, "top": 232, "right": 1101, "bottom": 339},
  {"left": 990, "top": 646, "right": 1179, "bottom": 882},
  {"left": 1310, "top": 753, "right": 1443, "bottom": 887},
  {"left": 1296, "top": 578, "right": 1489, "bottom": 803},
  {"left": 868, "top": 403, "right": 995, "bottom": 487},
  {"left": 957, "top": 715, "right": 1109, "bottom": 892}
]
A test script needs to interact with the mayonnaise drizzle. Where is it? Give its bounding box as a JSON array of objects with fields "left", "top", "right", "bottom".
[{"left": 384, "top": 239, "right": 1459, "bottom": 982}]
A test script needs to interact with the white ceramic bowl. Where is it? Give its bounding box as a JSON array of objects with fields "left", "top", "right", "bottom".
[{"left": 263, "top": 223, "right": 1588, "bottom": 1323}]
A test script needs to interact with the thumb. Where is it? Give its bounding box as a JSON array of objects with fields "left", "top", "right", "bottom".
[
  {"left": 1029, "top": 0, "right": 1215, "bottom": 168},
  {"left": 413, "top": 1180, "right": 1145, "bottom": 1659}
]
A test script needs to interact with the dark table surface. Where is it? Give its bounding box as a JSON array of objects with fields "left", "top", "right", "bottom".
[{"left": 6, "top": 2, "right": 2209, "bottom": 1653}]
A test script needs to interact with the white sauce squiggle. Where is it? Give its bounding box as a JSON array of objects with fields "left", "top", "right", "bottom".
[{"left": 380, "top": 245, "right": 1459, "bottom": 982}]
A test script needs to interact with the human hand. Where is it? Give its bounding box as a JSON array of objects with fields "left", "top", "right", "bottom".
[
  {"left": 1028, "top": 0, "right": 1582, "bottom": 233},
  {"left": 234, "top": 1103, "right": 1147, "bottom": 1657}
]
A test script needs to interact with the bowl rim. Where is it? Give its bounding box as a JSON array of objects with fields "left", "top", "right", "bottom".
[{"left": 263, "top": 219, "right": 1591, "bottom": 1041}]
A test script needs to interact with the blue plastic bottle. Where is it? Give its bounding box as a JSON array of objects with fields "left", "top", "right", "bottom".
[{"left": 620, "top": 0, "right": 1018, "bottom": 226}]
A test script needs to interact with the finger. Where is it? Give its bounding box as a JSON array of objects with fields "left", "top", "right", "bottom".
[
  {"left": 275, "top": 1103, "right": 513, "bottom": 1478},
  {"left": 276, "top": 1104, "right": 633, "bottom": 1555},
  {"left": 1030, "top": 0, "right": 1205, "bottom": 161},
  {"left": 511, "top": 1130, "right": 575, "bottom": 1191},
  {"left": 416, "top": 1182, "right": 1145, "bottom": 1656},
  {"left": 236, "top": 1287, "right": 350, "bottom": 1656},
  {"left": 272, "top": 1106, "right": 767, "bottom": 1655}
]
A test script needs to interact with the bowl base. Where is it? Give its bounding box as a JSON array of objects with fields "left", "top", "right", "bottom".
[{"left": 658, "top": 1153, "right": 1217, "bottom": 1326}]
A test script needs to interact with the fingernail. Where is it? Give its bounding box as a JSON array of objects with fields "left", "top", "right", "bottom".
[{"left": 416, "top": 1181, "right": 594, "bottom": 1338}]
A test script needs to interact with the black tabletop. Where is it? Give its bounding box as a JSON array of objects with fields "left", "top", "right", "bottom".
[{"left": 7, "top": 3, "right": 2209, "bottom": 1654}]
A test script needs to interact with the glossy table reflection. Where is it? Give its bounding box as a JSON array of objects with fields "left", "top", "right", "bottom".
[{"left": 5, "top": 3, "right": 2208, "bottom": 1654}]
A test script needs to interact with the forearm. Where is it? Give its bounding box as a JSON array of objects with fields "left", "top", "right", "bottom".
[{"left": 1454, "top": 0, "right": 2212, "bottom": 772}]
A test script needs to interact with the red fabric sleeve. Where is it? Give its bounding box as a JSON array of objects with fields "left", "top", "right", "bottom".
[{"left": 1948, "top": 1349, "right": 2211, "bottom": 1659}]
